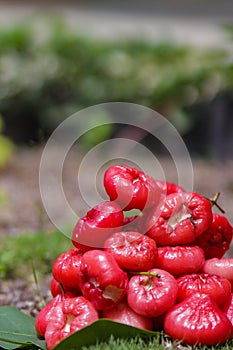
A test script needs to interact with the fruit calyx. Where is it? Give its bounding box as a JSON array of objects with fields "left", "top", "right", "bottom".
[{"left": 209, "top": 192, "right": 225, "bottom": 214}]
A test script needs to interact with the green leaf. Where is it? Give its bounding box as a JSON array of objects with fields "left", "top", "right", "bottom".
[
  {"left": 0, "top": 135, "right": 14, "bottom": 169},
  {"left": 53, "top": 319, "right": 158, "bottom": 350},
  {"left": 0, "top": 306, "right": 46, "bottom": 350},
  {"left": 124, "top": 209, "right": 141, "bottom": 218}
]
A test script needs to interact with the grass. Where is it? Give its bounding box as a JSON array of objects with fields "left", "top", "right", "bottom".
[
  {"left": 80, "top": 336, "right": 233, "bottom": 350},
  {"left": 19, "top": 335, "right": 233, "bottom": 350},
  {"left": 0, "top": 229, "right": 72, "bottom": 278},
  {"left": 81, "top": 335, "right": 166, "bottom": 350}
]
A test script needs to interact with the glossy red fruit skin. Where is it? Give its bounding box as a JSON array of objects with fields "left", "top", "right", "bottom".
[
  {"left": 127, "top": 268, "right": 178, "bottom": 318},
  {"left": 45, "top": 296, "right": 98, "bottom": 350},
  {"left": 79, "top": 250, "right": 128, "bottom": 310},
  {"left": 50, "top": 277, "right": 80, "bottom": 298},
  {"left": 222, "top": 293, "right": 233, "bottom": 328},
  {"left": 155, "top": 180, "right": 185, "bottom": 195},
  {"left": 164, "top": 293, "right": 232, "bottom": 346},
  {"left": 123, "top": 209, "right": 152, "bottom": 234},
  {"left": 104, "top": 165, "right": 161, "bottom": 211},
  {"left": 147, "top": 192, "right": 213, "bottom": 246},
  {"left": 123, "top": 215, "right": 139, "bottom": 227},
  {"left": 103, "top": 300, "right": 153, "bottom": 330},
  {"left": 122, "top": 215, "right": 141, "bottom": 232},
  {"left": 177, "top": 273, "right": 232, "bottom": 307},
  {"left": 52, "top": 248, "right": 85, "bottom": 291},
  {"left": 154, "top": 245, "right": 205, "bottom": 277},
  {"left": 195, "top": 214, "right": 233, "bottom": 259},
  {"left": 72, "top": 201, "right": 124, "bottom": 250},
  {"left": 104, "top": 231, "right": 157, "bottom": 272},
  {"left": 202, "top": 258, "right": 233, "bottom": 289},
  {"left": 35, "top": 294, "right": 70, "bottom": 338},
  {"left": 50, "top": 277, "right": 62, "bottom": 297}
]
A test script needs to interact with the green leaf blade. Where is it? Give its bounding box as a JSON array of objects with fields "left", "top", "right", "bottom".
[
  {"left": 0, "top": 306, "right": 46, "bottom": 350},
  {"left": 53, "top": 319, "right": 158, "bottom": 350},
  {"left": 0, "top": 308, "right": 158, "bottom": 350}
]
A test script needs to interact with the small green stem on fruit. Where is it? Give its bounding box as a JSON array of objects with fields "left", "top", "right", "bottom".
[
  {"left": 60, "top": 283, "right": 65, "bottom": 295},
  {"left": 209, "top": 192, "right": 225, "bottom": 214},
  {"left": 128, "top": 271, "right": 161, "bottom": 278}
]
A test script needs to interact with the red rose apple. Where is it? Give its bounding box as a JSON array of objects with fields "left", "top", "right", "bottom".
[
  {"left": 72, "top": 201, "right": 124, "bottom": 250},
  {"left": 52, "top": 248, "right": 85, "bottom": 292},
  {"left": 164, "top": 293, "right": 232, "bottom": 346},
  {"left": 194, "top": 214, "right": 233, "bottom": 259},
  {"left": 147, "top": 192, "right": 213, "bottom": 245},
  {"left": 45, "top": 296, "right": 98, "bottom": 349},
  {"left": 177, "top": 273, "right": 232, "bottom": 307},
  {"left": 103, "top": 300, "right": 152, "bottom": 330},
  {"left": 154, "top": 245, "right": 205, "bottom": 277},
  {"left": 202, "top": 257, "right": 233, "bottom": 289},
  {"left": 104, "top": 231, "right": 157, "bottom": 271},
  {"left": 50, "top": 277, "right": 79, "bottom": 298},
  {"left": 155, "top": 180, "right": 184, "bottom": 195},
  {"left": 79, "top": 250, "right": 128, "bottom": 310},
  {"left": 35, "top": 294, "right": 70, "bottom": 338},
  {"left": 222, "top": 293, "right": 233, "bottom": 328},
  {"left": 104, "top": 165, "right": 161, "bottom": 211},
  {"left": 127, "top": 268, "right": 178, "bottom": 317}
]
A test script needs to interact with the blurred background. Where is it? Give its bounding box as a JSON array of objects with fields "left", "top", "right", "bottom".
[
  {"left": 0, "top": 0, "right": 233, "bottom": 310},
  {"left": 0, "top": 0, "right": 233, "bottom": 155},
  {"left": 1, "top": 0, "right": 233, "bottom": 231}
]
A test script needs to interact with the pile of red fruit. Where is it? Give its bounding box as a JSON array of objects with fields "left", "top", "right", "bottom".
[{"left": 35, "top": 165, "right": 233, "bottom": 349}]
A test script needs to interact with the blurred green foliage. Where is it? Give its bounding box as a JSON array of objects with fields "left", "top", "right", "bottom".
[
  {"left": 0, "top": 186, "right": 10, "bottom": 209},
  {"left": 0, "top": 229, "right": 72, "bottom": 278},
  {"left": 0, "top": 15, "right": 232, "bottom": 142},
  {"left": 0, "top": 116, "right": 14, "bottom": 168}
]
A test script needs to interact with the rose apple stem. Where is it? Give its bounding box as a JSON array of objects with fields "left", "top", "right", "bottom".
[
  {"left": 59, "top": 283, "right": 65, "bottom": 295},
  {"left": 128, "top": 271, "right": 161, "bottom": 278},
  {"left": 209, "top": 192, "right": 225, "bottom": 214}
]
